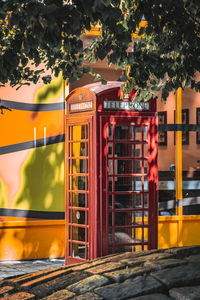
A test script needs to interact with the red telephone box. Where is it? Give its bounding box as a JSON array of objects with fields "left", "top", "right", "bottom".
[{"left": 65, "top": 82, "right": 158, "bottom": 265}]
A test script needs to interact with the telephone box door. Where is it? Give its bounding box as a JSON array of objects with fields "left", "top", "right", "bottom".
[
  {"left": 65, "top": 117, "right": 94, "bottom": 264},
  {"left": 101, "top": 116, "right": 158, "bottom": 256}
]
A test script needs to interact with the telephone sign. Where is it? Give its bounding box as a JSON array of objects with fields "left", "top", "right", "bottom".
[{"left": 104, "top": 101, "right": 149, "bottom": 110}]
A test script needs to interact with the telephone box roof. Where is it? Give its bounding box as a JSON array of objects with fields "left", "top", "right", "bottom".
[{"left": 83, "top": 81, "right": 123, "bottom": 95}]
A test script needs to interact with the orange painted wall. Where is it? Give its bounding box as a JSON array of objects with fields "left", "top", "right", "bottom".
[
  {"left": 0, "top": 220, "right": 65, "bottom": 260},
  {"left": 0, "top": 74, "right": 66, "bottom": 260},
  {"left": 0, "top": 109, "right": 64, "bottom": 147}
]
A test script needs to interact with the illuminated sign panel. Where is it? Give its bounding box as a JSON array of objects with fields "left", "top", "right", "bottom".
[
  {"left": 104, "top": 101, "right": 149, "bottom": 110},
  {"left": 70, "top": 101, "right": 93, "bottom": 112}
]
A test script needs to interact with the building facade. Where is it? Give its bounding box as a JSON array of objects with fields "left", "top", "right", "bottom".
[{"left": 0, "top": 31, "right": 200, "bottom": 260}]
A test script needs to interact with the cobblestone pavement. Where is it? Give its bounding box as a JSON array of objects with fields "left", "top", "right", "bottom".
[
  {"left": 0, "top": 258, "right": 65, "bottom": 280},
  {"left": 1, "top": 246, "right": 200, "bottom": 299}
]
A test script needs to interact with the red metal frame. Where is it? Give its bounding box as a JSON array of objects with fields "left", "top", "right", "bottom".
[
  {"left": 65, "top": 117, "right": 95, "bottom": 264},
  {"left": 65, "top": 82, "right": 158, "bottom": 264},
  {"left": 100, "top": 116, "right": 157, "bottom": 255}
]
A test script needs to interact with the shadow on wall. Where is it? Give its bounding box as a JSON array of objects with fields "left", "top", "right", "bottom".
[
  {"left": 13, "top": 142, "right": 65, "bottom": 212},
  {"left": 34, "top": 73, "right": 63, "bottom": 104}
]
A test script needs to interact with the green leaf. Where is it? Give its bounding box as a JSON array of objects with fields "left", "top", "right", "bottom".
[
  {"left": 89, "top": 57, "right": 96, "bottom": 64},
  {"left": 101, "top": 79, "right": 107, "bottom": 85},
  {"left": 94, "top": 74, "right": 102, "bottom": 81},
  {"left": 161, "top": 89, "right": 169, "bottom": 100},
  {"left": 0, "top": 0, "right": 199, "bottom": 98}
]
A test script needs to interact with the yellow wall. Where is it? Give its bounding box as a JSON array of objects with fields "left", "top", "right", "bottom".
[
  {"left": 1, "top": 216, "right": 200, "bottom": 260},
  {"left": 158, "top": 215, "right": 200, "bottom": 249},
  {"left": 0, "top": 220, "right": 65, "bottom": 260}
]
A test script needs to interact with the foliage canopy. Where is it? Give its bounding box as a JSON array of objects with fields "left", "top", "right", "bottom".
[{"left": 0, "top": 0, "right": 200, "bottom": 101}]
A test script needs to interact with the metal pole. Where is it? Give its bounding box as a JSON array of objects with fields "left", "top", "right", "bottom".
[
  {"left": 175, "top": 87, "right": 183, "bottom": 246},
  {"left": 175, "top": 88, "right": 183, "bottom": 215}
]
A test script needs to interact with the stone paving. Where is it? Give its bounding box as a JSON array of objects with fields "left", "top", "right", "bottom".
[
  {"left": 0, "top": 259, "right": 65, "bottom": 280},
  {"left": 0, "top": 246, "right": 200, "bottom": 299}
]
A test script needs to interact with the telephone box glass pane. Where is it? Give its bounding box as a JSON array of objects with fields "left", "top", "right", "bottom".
[
  {"left": 114, "top": 246, "right": 133, "bottom": 253},
  {"left": 143, "top": 125, "right": 148, "bottom": 140},
  {"left": 135, "top": 126, "right": 142, "bottom": 140},
  {"left": 72, "top": 176, "right": 86, "bottom": 190},
  {"left": 72, "top": 125, "right": 85, "bottom": 140},
  {"left": 136, "top": 160, "right": 142, "bottom": 174},
  {"left": 114, "top": 125, "right": 128, "bottom": 139},
  {"left": 144, "top": 160, "right": 148, "bottom": 174},
  {"left": 108, "top": 229, "right": 113, "bottom": 243},
  {"left": 108, "top": 179, "right": 113, "bottom": 191},
  {"left": 135, "top": 194, "right": 142, "bottom": 208},
  {"left": 144, "top": 194, "right": 148, "bottom": 208},
  {"left": 115, "top": 194, "right": 135, "bottom": 209},
  {"left": 108, "top": 143, "right": 112, "bottom": 156},
  {"left": 72, "top": 210, "right": 86, "bottom": 224},
  {"left": 114, "top": 125, "right": 142, "bottom": 140},
  {"left": 69, "top": 193, "right": 86, "bottom": 207},
  {"left": 113, "top": 177, "right": 143, "bottom": 191},
  {"left": 135, "top": 177, "right": 142, "bottom": 191},
  {"left": 72, "top": 142, "right": 88, "bottom": 157},
  {"left": 114, "top": 228, "right": 134, "bottom": 249},
  {"left": 143, "top": 125, "right": 148, "bottom": 141},
  {"left": 143, "top": 143, "right": 148, "bottom": 157},
  {"left": 109, "top": 193, "right": 148, "bottom": 210},
  {"left": 72, "top": 159, "right": 87, "bottom": 173},
  {"left": 109, "top": 195, "right": 113, "bottom": 209},
  {"left": 115, "top": 211, "right": 142, "bottom": 226},
  {"left": 114, "top": 177, "right": 131, "bottom": 191},
  {"left": 118, "top": 160, "right": 142, "bottom": 174},
  {"left": 71, "top": 244, "right": 87, "bottom": 259},
  {"left": 134, "top": 227, "right": 143, "bottom": 242},
  {"left": 108, "top": 160, "right": 142, "bottom": 175},
  {"left": 136, "top": 211, "right": 142, "bottom": 218},
  {"left": 109, "top": 212, "right": 112, "bottom": 226},
  {"left": 135, "top": 144, "right": 142, "bottom": 157},
  {"left": 108, "top": 161, "right": 113, "bottom": 174},
  {"left": 144, "top": 228, "right": 148, "bottom": 240},
  {"left": 114, "top": 143, "right": 142, "bottom": 157},
  {"left": 144, "top": 177, "right": 148, "bottom": 191},
  {"left": 108, "top": 125, "right": 113, "bottom": 139},
  {"left": 144, "top": 211, "right": 148, "bottom": 224},
  {"left": 72, "top": 227, "right": 86, "bottom": 242}
]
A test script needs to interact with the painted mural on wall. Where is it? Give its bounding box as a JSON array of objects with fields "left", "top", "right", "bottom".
[{"left": 0, "top": 74, "right": 65, "bottom": 220}]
